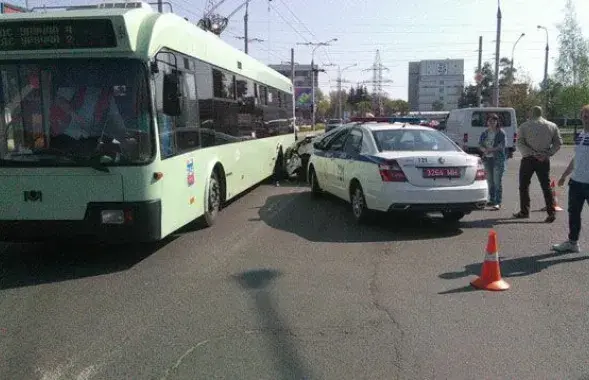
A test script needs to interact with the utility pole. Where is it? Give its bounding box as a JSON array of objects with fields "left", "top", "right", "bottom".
[
  {"left": 361, "top": 51, "right": 389, "bottom": 116},
  {"left": 311, "top": 61, "right": 317, "bottom": 130},
  {"left": 477, "top": 36, "right": 483, "bottom": 107},
  {"left": 336, "top": 64, "right": 356, "bottom": 119},
  {"left": 537, "top": 25, "right": 549, "bottom": 112},
  {"left": 291, "top": 48, "right": 296, "bottom": 131},
  {"left": 296, "top": 39, "right": 338, "bottom": 131},
  {"left": 337, "top": 68, "right": 343, "bottom": 119},
  {"left": 494, "top": 0, "right": 502, "bottom": 107},
  {"left": 244, "top": 0, "right": 249, "bottom": 54}
]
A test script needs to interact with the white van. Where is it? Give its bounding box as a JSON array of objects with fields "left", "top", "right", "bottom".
[{"left": 443, "top": 107, "right": 518, "bottom": 157}]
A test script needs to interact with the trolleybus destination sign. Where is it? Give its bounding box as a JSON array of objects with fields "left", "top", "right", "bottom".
[{"left": 0, "top": 19, "right": 117, "bottom": 50}]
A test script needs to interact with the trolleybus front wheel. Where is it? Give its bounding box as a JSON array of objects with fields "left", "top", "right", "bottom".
[{"left": 202, "top": 170, "right": 221, "bottom": 227}]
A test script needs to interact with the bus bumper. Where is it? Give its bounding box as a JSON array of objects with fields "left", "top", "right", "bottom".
[{"left": 0, "top": 200, "right": 162, "bottom": 243}]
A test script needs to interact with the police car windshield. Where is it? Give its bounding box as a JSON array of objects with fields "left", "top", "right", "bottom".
[
  {"left": 0, "top": 58, "right": 153, "bottom": 167},
  {"left": 372, "top": 128, "right": 461, "bottom": 152}
]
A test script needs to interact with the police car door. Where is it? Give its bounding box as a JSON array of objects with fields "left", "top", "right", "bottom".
[
  {"left": 332, "top": 127, "right": 364, "bottom": 199},
  {"left": 323, "top": 129, "right": 350, "bottom": 193}
]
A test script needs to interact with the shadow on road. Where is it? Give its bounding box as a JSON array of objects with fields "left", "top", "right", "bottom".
[
  {"left": 251, "top": 190, "right": 466, "bottom": 243},
  {"left": 460, "top": 215, "right": 568, "bottom": 229},
  {"left": 438, "top": 251, "right": 589, "bottom": 294},
  {"left": 0, "top": 238, "right": 174, "bottom": 290},
  {"left": 234, "top": 268, "right": 312, "bottom": 380}
]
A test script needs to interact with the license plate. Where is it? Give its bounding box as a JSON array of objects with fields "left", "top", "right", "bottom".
[{"left": 423, "top": 167, "right": 461, "bottom": 178}]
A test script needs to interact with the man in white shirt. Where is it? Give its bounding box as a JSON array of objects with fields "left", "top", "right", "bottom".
[{"left": 552, "top": 104, "right": 589, "bottom": 253}]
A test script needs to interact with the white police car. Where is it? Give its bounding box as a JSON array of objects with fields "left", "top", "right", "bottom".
[{"left": 307, "top": 122, "right": 488, "bottom": 223}]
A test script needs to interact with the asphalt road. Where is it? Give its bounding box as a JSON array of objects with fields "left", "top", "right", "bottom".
[{"left": 1, "top": 147, "right": 588, "bottom": 380}]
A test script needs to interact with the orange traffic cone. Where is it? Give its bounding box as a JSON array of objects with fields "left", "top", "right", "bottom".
[
  {"left": 470, "top": 230, "right": 510, "bottom": 291},
  {"left": 540, "top": 179, "right": 564, "bottom": 212}
]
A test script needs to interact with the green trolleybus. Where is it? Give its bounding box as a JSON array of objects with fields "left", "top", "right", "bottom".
[{"left": 0, "top": 2, "right": 295, "bottom": 242}]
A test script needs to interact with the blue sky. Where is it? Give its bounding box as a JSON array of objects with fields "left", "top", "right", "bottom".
[
  {"left": 20, "top": 0, "right": 589, "bottom": 100},
  {"left": 205, "top": 0, "right": 589, "bottom": 100}
]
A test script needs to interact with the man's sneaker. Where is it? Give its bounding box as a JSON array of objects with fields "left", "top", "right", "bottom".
[
  {"left": 545, "top": 214, "right": 556, "bottom": 223},
  {"left": 492, "top": 204, "right": 501, "bottom": 210},
  {"left": 552, "top": 240, "right": 580, "bottom": 253}
]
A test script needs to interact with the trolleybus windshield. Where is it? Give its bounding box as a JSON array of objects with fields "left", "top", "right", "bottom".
[{"left": 0, "top": 58, "right": 153, "bottom": 167}]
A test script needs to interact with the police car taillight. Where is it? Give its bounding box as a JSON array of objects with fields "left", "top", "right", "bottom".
[
  {"left": 379, "top": 160, "right": 407, "bottom": 182},
  {"left": 475, "top": 159, "right": 486, "bottom": 180}
]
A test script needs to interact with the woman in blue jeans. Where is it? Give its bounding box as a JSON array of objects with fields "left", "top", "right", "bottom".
[{"left": 478, "top": 113, "right": 507, "bottom": 210}]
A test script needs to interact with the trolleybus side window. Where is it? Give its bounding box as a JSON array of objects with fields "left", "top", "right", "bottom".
[
  {"left": 154, "top": 50, "right": 203, "bottom": 157},
  {"left": 258, "top": 85, "right": 267, "bottom": 105},
  {"left": 212, "top": 69, "right": 235, "bottom": 100},
  {"left": 155, "top": 52, "right": 292, "bottom": 150},
  {"left": 154, "top": 56, "right": 177, "bottom": 159},
  {"left": 212, "top": 68, "right": 240, "bottom": 140},
  {"left": 235, "top": 75, "right": 258, "bottom": 139},
  {"left": 175, "top": 66, "right": 201, "bottom": 154}
]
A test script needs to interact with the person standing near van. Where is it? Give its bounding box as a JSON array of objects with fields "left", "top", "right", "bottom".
[
  {"left": 479, "top": 113, "right": 506, "bottom": 210},
  {"left": 513, "top": 106, "right": 562, "bottom": 223},
  {"left": 551, "top": 104, "right": 589, "bottom": 253}
]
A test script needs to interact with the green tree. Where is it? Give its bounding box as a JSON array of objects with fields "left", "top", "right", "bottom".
[
  {"left": 392, "top": 99, "right": 410, "bottom": 115},
  {"left": 555, "top": 0, "right": 589, "bottom": 86},
  {"left": 356, "top": 101, "right": 372, "bottom": 116},
  {"left": 500, "top": 82, "right": 540, "bottom": 124},
  {"left": 314, "top": 88, "right": 325, "bottom": 102},
  {"left": 538, "top": 78, "right": 565, "bottom": 118},
  {"left": 432, "top": 100, "right": 444, "bottom": 111},
  {"left": 554, "top": 85, "right": 589, "bottom": 117},
  {"left": 499, "top": 57, "right": 517, "bottom": 86},
  {"left": 347, "top": 87, "right": 356, "bottom": 105},
  {"left": 317, "top": 99, "right": 330, "bottom": 118},
  {"left": 383, "top": 99, "right": 410, "bottom": 115},
  {"left": 329, "top": 90, "right": 348, "bottom": 118},
  {"left": 459, "top": 61, "right": 495, "bottom": 107}
]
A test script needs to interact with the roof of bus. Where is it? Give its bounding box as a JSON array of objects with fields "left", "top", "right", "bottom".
[{"left": 0, "top": 4, "right": 292, "bottom": 92}]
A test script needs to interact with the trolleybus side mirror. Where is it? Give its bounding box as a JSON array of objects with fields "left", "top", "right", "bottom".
[{"left": 163, "top": 72, "right": 182, "bottom": 116}]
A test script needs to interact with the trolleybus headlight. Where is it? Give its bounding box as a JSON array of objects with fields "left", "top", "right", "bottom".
[{"left": 101, "top": 210, "right": 125, "bottom": 224}]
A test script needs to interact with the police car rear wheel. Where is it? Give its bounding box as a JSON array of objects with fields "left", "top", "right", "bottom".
[{"left": 351, "top": 184, "right": 370, "bottom": 223}]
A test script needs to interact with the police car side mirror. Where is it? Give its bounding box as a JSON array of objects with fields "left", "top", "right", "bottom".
[
  {"left": 313, "top": 141, "right": 323, "bottom": 150},
  {"left": 163, "top": 72, "right": 182, "bottom": 117}
]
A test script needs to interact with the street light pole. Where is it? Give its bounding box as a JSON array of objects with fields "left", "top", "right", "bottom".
[
  {"left": 494, "top": 0, "right": 502, "bottom": 107},
  {"left": 510, "top": 33, "right": 525, "bottom": 83},
  {"left": 297, "top": 39, "right": 338, "bottom": 131},
  {"left": 537, "top": 25, "right": 549, "bottom": 88},
  {"left": 339, "top": 64, "right": 357, "bottom": 119}
]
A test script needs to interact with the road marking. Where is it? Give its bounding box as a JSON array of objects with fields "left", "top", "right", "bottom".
[{"left": 159, "top": 340, "right": 209, "bottom": 380}]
